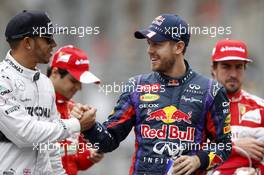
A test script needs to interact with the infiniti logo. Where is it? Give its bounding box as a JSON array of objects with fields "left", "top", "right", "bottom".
[
  {"left": 189, "top": 84, "right": 200, "bottom": 90},
  {"left": 153, "top": 141, "right": 184, "bottom": 157}
]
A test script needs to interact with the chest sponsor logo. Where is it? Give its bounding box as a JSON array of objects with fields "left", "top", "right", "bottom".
[
  {"left": 25, "top": 106, "right": 51, "bottom": 118},
  {"left": 4, "top": 58, "right": 23, "bottom": 73},
  {"left": 225, "top": 114, "right": 231, "bottom": 124},
  {"left": 146, "top": 105, "right": 192, "bottom": 124},
  {"left": 184, "top": 84, "right": 203, "bottom": 95},
  {"left": 0, "top": 85, "right": 12, "bottom": 96},
  {"left": 20, "top": 98, "right": 32, "bottom": 102},
  {"left": 241, "top": 109, "right": 261, "bottom": 124},
  {"left": 189, "top": 84, "right": 200, "bottom": 90},
  {"left": 5, "top": 105, "right": 20, "bottom": 115},
  {"left": 153, "top": 141, "right": 184, "bottom": 156},
  {"left": 143, "top": 156, "right": 170, "bottom": 165},
  {"left": 223, "top": 125, "right": 231, "bottom": 134},
  {"left": 141, "top": 124, "right": 195, "bottom": 142},
  {"left": 139, "top": 103, "right": 159, "bottom": 109},
  {"left": 139, "top": 84, "right": 165, "bottom": 93},
  {"left": 181, "top": 95, "right": 202, "bottom": 103},
  {"left": 140, "top": 94, "right": 160, "bottom": 102}
]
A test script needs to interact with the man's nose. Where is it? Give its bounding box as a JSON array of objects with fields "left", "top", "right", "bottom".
[
  {"left": 229, "top": 68, "right": 238, "bottom": 78},
  {"left": 147, "top": 45, "right": 154, "bottom": 55},
  {"left": 51, "top": 39, "right": 57, "bottom": 48},
  {"left": 75, "top": 82, "right": 82, "bottom": 91}
]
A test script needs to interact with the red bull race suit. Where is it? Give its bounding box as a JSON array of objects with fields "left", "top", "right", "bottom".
[{"left": 84, "top": 60, "right": 232, "bottom": 175}]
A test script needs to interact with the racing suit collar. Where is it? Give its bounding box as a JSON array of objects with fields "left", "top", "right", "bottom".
[
  {"left": 55, "top": 92, "right": 68, "bottom": 104},
  {"left": 4, "top": 50, "right": 40, "bottom": 82},
  {"left": 155, "top": 59, "right": 194, "bottom": 86},
  {"left": 228, "top": 89, "right": 243, "bottom": 102}
]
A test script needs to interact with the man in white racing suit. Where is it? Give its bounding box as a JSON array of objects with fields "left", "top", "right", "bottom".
[{"left": 0, "top": 10, "right": 96, "bottom": 174}]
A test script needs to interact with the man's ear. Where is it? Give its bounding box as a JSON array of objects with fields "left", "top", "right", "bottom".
[
  {"left": 211, "top": 65, "right": 216, "bottom": 79},
  {"left": 22, "top": 37, "right": 34, "bottom": 51},
  {"left": 173, "top": 41, "right": 185, "bottom": 55},
  {"left": 50, "top": 67, "right": 60, "bottom": 79}
]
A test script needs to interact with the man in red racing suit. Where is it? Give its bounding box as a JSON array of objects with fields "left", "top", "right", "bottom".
[
  {"left": 211, "top": 39, "right": 264, "bottom": 175},
  {"left": 48, "top": 45, "right": 104, "bottom": 175}
]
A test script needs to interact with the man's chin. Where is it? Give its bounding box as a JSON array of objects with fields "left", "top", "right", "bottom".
[
  {"left": 151, "top": 66, "right": 163, "bottom": 73},
  {"left": 41, "top": 58, "right": 50, "bottom": 64},
  {"left": 226, "top": 86, "right": 240, "bottom": 94}
]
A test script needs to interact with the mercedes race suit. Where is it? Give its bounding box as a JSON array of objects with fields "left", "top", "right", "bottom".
[
  {"left": 0, "top": 51, "right": 80, "bottom": 174},
  {"left": 84, "top": 60, "right": 232, "bottom": 175}
]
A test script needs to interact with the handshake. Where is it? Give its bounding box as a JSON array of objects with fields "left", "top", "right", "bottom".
[{"left": 70, "top": 103, "right": 97, "bottom": 132}]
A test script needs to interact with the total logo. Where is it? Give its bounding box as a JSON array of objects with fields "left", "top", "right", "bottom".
[
  {"left": 140, "top": 94, "right": 160, "bottom": 102},
  {"left": 146, "top": 105, "right": 192, "bottom": 124}
]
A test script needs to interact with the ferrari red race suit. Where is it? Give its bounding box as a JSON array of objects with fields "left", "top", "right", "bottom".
[
  {"left": 216, "top": 90, "right": 264, "bottom": 174},
  {"left": 56, "top": 93, "right": 94, "bottom": 175}
]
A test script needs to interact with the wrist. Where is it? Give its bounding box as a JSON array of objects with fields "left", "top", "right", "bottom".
[{"left": 193, "top": 155, "right": 201, "bottom": 168}]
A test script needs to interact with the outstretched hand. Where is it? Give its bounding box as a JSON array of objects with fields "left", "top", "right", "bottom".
[{"left": 70, "top": 103, "right": 97, "bottom": 131}]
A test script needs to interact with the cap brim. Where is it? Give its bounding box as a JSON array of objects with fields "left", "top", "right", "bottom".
[
  {"left": 80, "top": 71, "right": 101, "bottom": 84},
  {"left": 134, "top": 29, "right": 168, "bottom": 42},
  {"left": 215, "top": 56, "right": 252, "bottom": 63},
  {"left": 69, "top": 70, "right": 101, "bottom": 84}
]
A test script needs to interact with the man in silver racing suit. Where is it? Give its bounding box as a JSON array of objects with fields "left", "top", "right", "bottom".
[{"left": 0, "top": 10, "right": 95, "bottom": 174}]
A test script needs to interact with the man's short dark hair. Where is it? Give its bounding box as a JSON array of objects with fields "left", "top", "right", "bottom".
[
  {"left": 47, "top": 67, "right": 69, "bottom": 78},
  {"left": 7, "top": 39, "right": 22, "bottom": 50},
  {"left": 212, "top": 61, "right": 247, "bottom": 69}
]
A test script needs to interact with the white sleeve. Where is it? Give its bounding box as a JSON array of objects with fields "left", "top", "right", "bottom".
[
  {"left": 48, "top": 87, "right": 67, "bottom": 174},
  {"left": 49, "top": 145, "right": 67, "bottom": 175},
  {"left": 0, "top": 81, "right": 80, "bottom": 148}
]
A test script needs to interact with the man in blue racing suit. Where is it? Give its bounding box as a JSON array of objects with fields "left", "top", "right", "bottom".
[{"left": 83, "top": 13, "right": 232, "bottom": 175}]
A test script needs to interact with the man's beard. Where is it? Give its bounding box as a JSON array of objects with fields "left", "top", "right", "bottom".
[
  {"left": 152, "top": 58, "right": 175, "bottom": 74},
  {"left": 225, "top": 78, "right": 241, "bottom": 94},
  {"left": 226, "top": 87, "right": 240, "bottom": 94}
]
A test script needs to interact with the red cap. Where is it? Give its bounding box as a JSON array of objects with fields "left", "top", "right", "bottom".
[
  {"left": 212, "top": 39, "right": 252, "bottom": 63},
  {"left": 51, "top": 45, "right": 100, "bottom": 84}
]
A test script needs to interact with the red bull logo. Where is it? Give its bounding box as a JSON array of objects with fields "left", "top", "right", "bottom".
[
  {"left": 141, "top": 124, "right": 195, "bottom": 141},
  {"left": 208, "top": 152, "right": 223, "bottom": 169},
  {"left": 146, "top": 105, "right": 192, "bottom": 124}
]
